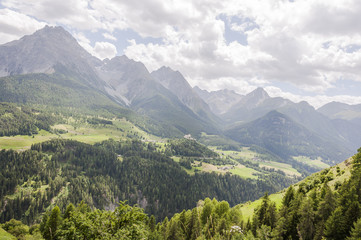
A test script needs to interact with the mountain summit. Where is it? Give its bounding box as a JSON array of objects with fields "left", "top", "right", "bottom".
[
  {"left": 0, "top": 25, "right": 102, "bottom": 87},
  {"left": 151, "top": 66, "right": 218, "bottom": 122}
]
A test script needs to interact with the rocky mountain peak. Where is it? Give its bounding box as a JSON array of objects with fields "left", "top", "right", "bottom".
[
  {"left": 240, "top": 87, "right": 270, "bottom": 109},
  {"left": 0, "top": 25, "right": 101, "bottom": 84},
  {"left": 247, "top": 87, "right": 270, "bottom": 100}
]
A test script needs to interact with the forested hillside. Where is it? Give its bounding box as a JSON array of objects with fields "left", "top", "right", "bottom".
[
  {"left": 2, "top": 148, "right": 361, "bottom": 239},
  {"left": 0, "top": 138, "right": 293, "bottom": 225},
  {"left": 152, "top": 147, "right": 361, "bottom": 239},
  {"left": 0, "top": 102, "right": 56, "bottom": 136}
]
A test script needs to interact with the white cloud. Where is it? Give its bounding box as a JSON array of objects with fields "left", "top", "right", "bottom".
[
  {"left": 2, "top": 0, "right": 361, "bottom": 106},
  {"left": 93, "top": 42, "right": 117, "bottom": 60},
  {"left": 0, "top": 8, "right": 46, "bottom": 44},
  {"left": 74, "top": 32, "right": 117, "bottom": 60},
  {"left": 2, "top": 0, "right": 102, "bottom": 30}
]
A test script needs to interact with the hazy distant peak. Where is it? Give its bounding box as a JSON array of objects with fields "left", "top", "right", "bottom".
[
  {"left": 295, "top": 100, "right": 313, "bottom": 109},
  {"left": 153, "top": 66, "right": 183, "bottom": 79},
  {"left": 111, "top": 55, "right": 130, "bottom": 62},
  {"left": 319, "top": 101, "right": 350, "bottom": 109},
  {"left": 193, "top": 86, "right": 204, "bottom": 92},
  {"left": 247, "top": 87, "right": 270, "bottom": 99},
  {"left": 158, "top": 66, "right": 173, "bottom": 72},
  {"left": 239, "top": 87, "right": 270, "bottom": 109},
  {"left": 103, "top": 55, "right": 149, "bottom": 71}
]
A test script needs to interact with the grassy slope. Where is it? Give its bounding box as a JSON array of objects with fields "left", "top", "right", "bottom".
[
  {"left": 212, "top": 147, "right": 301, "bottom": 177},
  {"left": 0, "top": 117, "right": 163, "bottom": 150},
  {"left": 293, "top": 156, "right": 330, "bottom": 169},
  {"left": 239, "top": 156, "right": 353, "bottom": 221},
  {"left": 172, "top": 145, "right": 305, "bottom": 180}
]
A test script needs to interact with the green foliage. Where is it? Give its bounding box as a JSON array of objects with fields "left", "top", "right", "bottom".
[
  {"left": 144, "top": 148, "right": 358, "bottom": 240},
  {"left": 168, "top": 139, "right": 219, "bottom": 158},
  {"left": 0, "top": 102, "right": 56, "bottom": 136},
  {"left": 3, "top": 148, "right": 361, "bottom": 240},
  {"left": 1, "top": 138, "right": 283, "bottom": 225},
  {"left": 38, "top": 201, "right": 149, "bottom": 240},
  {"left": 0, "top": 226, "right": 16, "bottom": 240},
  {"left": 1, "top": 219, "right": 29, "bottom": 239},
  {"left": 348, "top": 217, "right": 361, "bottom": 240},
  {"left": 86, "top": 117, "right": 112, "bottom": 125}
]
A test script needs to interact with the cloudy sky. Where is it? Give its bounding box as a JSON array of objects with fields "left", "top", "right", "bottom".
[{"left": 1, "top": 0, "right": 361, "bottom": 108}]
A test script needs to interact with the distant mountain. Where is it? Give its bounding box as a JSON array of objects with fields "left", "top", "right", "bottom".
[
  {"left": 278, "top": 101, "right": 348, "bottom": 146},
  {"left": 96, "top": 57, "right": 219, "bottom": 136},
  {"left": 318, "top": 101, "right": 361, "bottom": 122},
  {"left": 96, "top": 56, "right": 156, "bottom": 106},
  {"left": 222, "top": 87, "right": 293, "bottom": 124},
  {"left": 0, "top": 26, "right": 103, "bottom": 89},
  {"left": 331, "top": 118, "right": 361, "bottom": 151},
  {"left": 0, "top": 26, "right": 221, "bottom": 137},
  {"left": 0, "top": 26, "right": 131, "bottom": 114},
  {"left": 151, "top": 67, "right": 220, "bottom": 123},
  {"left": 193, "top": 87, "right": 243, "bottom": 115},
  {"left": 317, "top": 102, "right": 361, "bottom": 145},
  {"left": 221, "top": 88, "right": 359, "bottom": 154},
  {"left": 224, "top": 110, "right": 351, "bottom": 164}
]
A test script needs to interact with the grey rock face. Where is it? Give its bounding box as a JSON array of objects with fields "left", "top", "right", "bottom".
[
  {"left": 0, "top": 25, "right": 102, "bottom": 87},
  {"left": 96, "top": 56, "right": 155, "bottom": 105},
  {"left": 151, "top": 66, "right": 213, "bottom": 116},
  {"left": 193, "top": 87, "right": 244, "bottom": 115}
]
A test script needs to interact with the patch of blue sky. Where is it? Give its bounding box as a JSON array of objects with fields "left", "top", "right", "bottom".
[
  {"left": 322, "top": 41, "right": 360, "bottom": 53},
  {"left": 81, "top": 28, "right": 163, "bottom": 55},
  {"left": 322, "top": 41, "right": 331, "bottom": 49},
  {"left": 218, "top": 14, "right": 258, "bottom": 46},
  {"left": 342, "top": 44, "right": 361, "bottom": 53}
]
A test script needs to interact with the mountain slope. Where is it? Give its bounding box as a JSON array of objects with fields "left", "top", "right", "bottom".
[
  {"left": 222, "top": 88, "right": 359, "bottom": 159},
  {"left": 318, "top": 101, "right": 361, "bottom": 122},
  {"left": 151, "top": 67, "right": 219, "bottom": 124},
  {"left": 193, "top": 86, "right": 244, "bottom": 115},
  {"left": 222, "top": 87, "right": 292, "bottom": 124},
  {"left": 225, "top": 110, "right": 350, "bottom": 163},
  {"left": 0, "top": 26, "right": 103, "bottom": 89},
  {"left": 96, "top": 57, "right": 219, "bottom": 136}
]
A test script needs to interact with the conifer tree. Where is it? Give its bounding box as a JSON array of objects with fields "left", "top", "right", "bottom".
[
  {"left": 348, "top": 217, "right": 361, "bottom": 240},
  {"left": 297, "top": 198, "right": 315, "bottom": 240},
  {"left": 324, "top": 206, "right": 347, "bottom": 240},
  {"left": 45, "top": 205, "right": 62, "bottom": 240}
]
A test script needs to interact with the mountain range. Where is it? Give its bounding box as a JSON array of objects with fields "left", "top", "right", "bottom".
[{"left": 0, "top": 25, "right": 360, "bottom": 164}]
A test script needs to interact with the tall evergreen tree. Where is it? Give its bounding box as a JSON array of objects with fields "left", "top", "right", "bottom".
[
  {"left": 348, "top": 217, "right": 361, "bottom": 240},
  {"left": 297, "top": 198, "right": 315, "bottom": 240}
]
